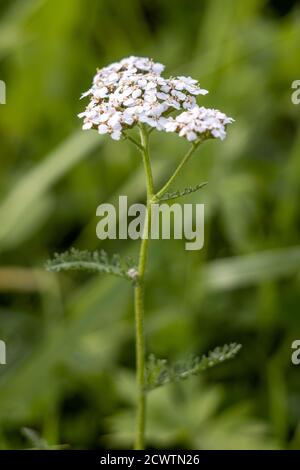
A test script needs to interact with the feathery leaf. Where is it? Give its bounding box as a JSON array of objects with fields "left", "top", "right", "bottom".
[
  {"left": 45, "top": 248, "right": 138, "bottom": 283},
  {"left": 146, "top": 343, "right": 242, "bottom": 391},
  {"left": 157, "top": 182, "right": 207, "bottom": 201}
]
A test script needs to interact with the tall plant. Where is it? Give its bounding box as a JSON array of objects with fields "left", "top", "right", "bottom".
[{"left": 47, "top": 56, "right": 240, "bottom": 450}]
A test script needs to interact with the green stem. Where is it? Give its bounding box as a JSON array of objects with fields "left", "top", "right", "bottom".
[
  {"left": 139, "top": 124, "right": 154, "bottom": 198},
  {"left": 124, "top": 132, "right": 144, "bottom": 152},
  {"left": 133, "top": 130, "right": 200, "bottom": 448},
  {"left": 134, "top": 124, "right": 154, "bottom": 450},
  {"left": 155, "top": 141, "right": 201, "bottom": 200}
]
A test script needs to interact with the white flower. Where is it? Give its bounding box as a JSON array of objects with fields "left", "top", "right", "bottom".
[
  {"left": 82, "top": 121, "right": 93, "bottom": 130},
  {"left": 164, "top": 121, "right": 178, "bottom": 133},
  {"left": 78, "top": 56, "right": 232, "bottom": 142},
  {"left": 94, "top": 87, "right": 108, "bottom": 99},
  {"left": 170, "top": 76, "right": 208, "bottom": 96},
  {"left": 98, "top": 124, "right": 108, "bottom": 134},
  {"left": 163, "top": 106, "right": 234, "bottom": 141},
  {"left": 132, "top": 89, "right": 142, "bottom": 99},
  {"left": 111, "top": 130, "right": 122, "bottom": 140}
]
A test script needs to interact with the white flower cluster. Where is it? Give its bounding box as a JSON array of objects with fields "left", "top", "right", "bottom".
[
  {"left": 164, "top": 106, "right": 234, "bottom": 142},
  {"left": 78, "top": 56, "right": 233, "bottom": 141}
]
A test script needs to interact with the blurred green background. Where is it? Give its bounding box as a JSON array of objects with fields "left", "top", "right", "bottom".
[{"left": 0, "top": 0, "right": 300, "bottom": 450}]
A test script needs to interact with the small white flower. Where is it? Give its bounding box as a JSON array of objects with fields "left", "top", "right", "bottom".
[
  {"left": 111, "top": 130, "right": 122, "bottom": 140},
  {"left": 94, "top": 87, "right": 108, "bottom": 99},
  {"left": 152, "top": 62, "right": 164, "bottom": 74},
  {"left": 98, "top": 124, "right": 108, "bottom": 134},
  {"left": 144, "top": 92, "right": 157, "bottom": 104},
  {"left": 171, "top": 89, "right": 186, "bottom": 101},
  {"left": 123, "top": 97, "right": 136, "bottom": 107},
  {"left": 145, "top": 81, "right": 157, "bottom": 90},
  {"left": 139, "top": 115, "right": 157, "bottom": 127},
  {"left": 164, "top": 121, "right": 178, "bottom": 133},
  {"left": 122, "top": 87, "right": 133, "bottom": 97},
  {"left": 156, "top": 91, "right": 169, "bottom": 101},
  {"left": 137, "top": 78, "right": 147, "bottom": 88},
  {"left": 107, "top": 72, "right": 119, "bottom": 83},
  {"left": 108, "top": 113, "right": 121, "bottom": 127},
  {"left": 186, "top": 131, "right": 197, "bottom": 141},
  {"left": 132, "top": 89, "right": 142, "bottom": 99},
  {"left": 82, "top": 121, "right": 93, "bottom": 130},
  {"left": 150, "top": 103, "right": 168, "bottom": 116},
  {"left": 99, "top": 112, "right": 110, "bottom": 122}
]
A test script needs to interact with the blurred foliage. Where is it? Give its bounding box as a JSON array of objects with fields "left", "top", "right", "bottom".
[{"left": 0, "top": 0, "right": 300, "bottom": 450}]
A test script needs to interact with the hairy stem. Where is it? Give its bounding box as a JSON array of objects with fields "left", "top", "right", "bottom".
[
  {"left": 134, "top": 124, "right": 154, "bottom": 450},
  {"left": 155, "top": 141, "right": 201, "bottom": 200}
]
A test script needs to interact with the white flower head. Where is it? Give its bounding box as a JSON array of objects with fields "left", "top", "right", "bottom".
[
  {"left": 163, "top": 106, "right": 234, "bottom": 142},
  {"left": 78, "top": 56, "right": 233, "bottom": 142}
]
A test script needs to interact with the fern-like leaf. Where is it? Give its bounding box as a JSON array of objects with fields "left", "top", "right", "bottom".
[
  {"left": 158, "top": 182, "right": 207, "bottom": 202},
  {"left": 45, "top": 248, "right": 138, "bottom": 283},
  {"left": 146, "top": 343, "right": 242, "bottom": 391}
]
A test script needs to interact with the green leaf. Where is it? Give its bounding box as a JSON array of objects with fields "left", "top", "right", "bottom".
[
  {"left": 158, "top": 182, "right": 207, "bottom": 201},
  {"left": 146, "top": 343, "right": 242, "bottom": 391},
  {"left": 46, "top": 248, "right": 138, "bottom": 283},
  {"left": 145, "top": 355, "right": 168, "bottom": 391},
  {"left": 204, "top": 246, "right": 300, "bottom": 291}
]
